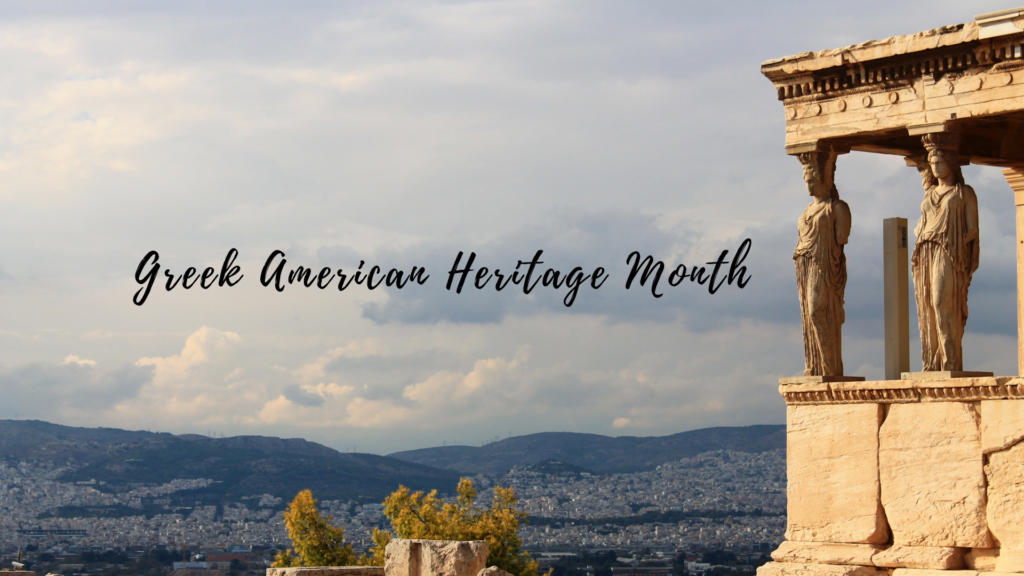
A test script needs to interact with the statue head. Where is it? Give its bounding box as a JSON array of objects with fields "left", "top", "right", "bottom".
[
  {"left": 922, "top": 132, "right": 965, "bottom": 185},
  {"left": 798, "top": 151, "right": 839, "bottom": 200},
  {"left": 908, "top": 154, "right": 937, "bottom": 190}
]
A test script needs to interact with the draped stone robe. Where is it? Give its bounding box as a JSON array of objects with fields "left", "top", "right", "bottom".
[
  {"left": 794, "top": 197, "right": 850, "bottom": 377},
  {"left": 912, "top": 182, "right": 979, "bottom": 371}
]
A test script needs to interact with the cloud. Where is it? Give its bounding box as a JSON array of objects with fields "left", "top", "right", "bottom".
[
  {"left": 63, "top": 355, "right": 96, "bottom": 366},
  {"left": 0, "top": 359, "right": 152, "bottom": 418},
  {"left": 282, "top": 383, "right": 326, "bottom": 407}
]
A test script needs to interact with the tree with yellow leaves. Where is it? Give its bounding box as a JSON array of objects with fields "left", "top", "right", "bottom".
[
  {"left": 379, "top": 479, "right": 539, "bottom": 576},
  {"left": 272, "top": 489, "right": 383, "bottom": 568}
]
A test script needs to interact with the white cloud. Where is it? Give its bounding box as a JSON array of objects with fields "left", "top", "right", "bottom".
[{"left": 63, "top": 355, "right": 96, "bottom": 366}]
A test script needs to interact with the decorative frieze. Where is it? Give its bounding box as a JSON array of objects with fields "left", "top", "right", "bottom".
[{"left": 779, "top": 377, "right": 1024, "bottom": 405}]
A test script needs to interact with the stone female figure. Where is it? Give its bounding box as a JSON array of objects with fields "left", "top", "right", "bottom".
[
  {"left": 911, "top": 133, "right": 979, "bottom": 371},
  {"left": 794, "top": 151, "right": 851, "bottom": 377}
]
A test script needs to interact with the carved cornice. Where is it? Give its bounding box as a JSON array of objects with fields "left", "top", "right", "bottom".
[{"left": 779, "top": 377, "right": 1024, "bottom": 405}]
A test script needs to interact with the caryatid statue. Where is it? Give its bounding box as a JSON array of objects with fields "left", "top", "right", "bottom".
[
  {"left": 794, "top": 151, "right": 851, "bottom": 377},
  {"left": 911, "top": 132, "right": 979, "bottom": 371}
]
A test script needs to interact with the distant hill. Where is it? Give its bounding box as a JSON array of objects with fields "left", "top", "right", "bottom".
[
  {"left": 0, "top": 419, "right": 161, "bottom": 465},
  {"left": 387, "top": 425, "right": 786, "bottom": 474},
  {"left": 0, "top": 420, "right": 462, "bottom": 504}
]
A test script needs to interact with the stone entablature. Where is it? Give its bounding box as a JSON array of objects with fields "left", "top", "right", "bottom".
[
  {"left": 779, "top": 376, "right": 1024, "bottom": 405},
  {"left": 761, "top": 13, "right": 1024, "bottom": 163}
]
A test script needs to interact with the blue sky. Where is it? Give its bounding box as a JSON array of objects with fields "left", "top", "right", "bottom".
[{"left": 0, "top": 1, "right": 1017, "bottom": 453}]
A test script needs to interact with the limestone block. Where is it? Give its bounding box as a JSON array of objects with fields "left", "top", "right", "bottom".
[
  {"left": 385, "top": 539, "right": 488, "bottom": 576},
  {"left": 771, "top": 541, "right": 882, "bottom": 566},
  {"left": 965, "top": 550, "right": 999, "bottom": 571},
  {"left": 873, "top": 546, "right": 965, "bottom": 569},
  {"left": 994, "top": 548, "right": 1024, "bottom": 573},
  {"left": 892, "top": 570, "right": 978, "bottom": 576},
  {"left": 267, "top": 569, "right": 384, "bottom": 576},
  {"left": 756, "top": 562, "right": 881, "bottom": 576},
  {"left": 981, "top": 400, "right": 1024, "bottom": 453},
  {"left": 879, "top": 402, "right": 989, "bottom": 547},
  {"left": 785, "top": 404, "right": 888, "bottom": 543},
  {"left": 987, "top": 441, "right": 1024, "bottom": 556},
  {"left": 478, "top": 568, "right": 513, "bottom": 576}
]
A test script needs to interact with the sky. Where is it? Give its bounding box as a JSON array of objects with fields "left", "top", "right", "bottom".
[{"left": 0, "top": 0, "right": 1018, "bottom": 455}]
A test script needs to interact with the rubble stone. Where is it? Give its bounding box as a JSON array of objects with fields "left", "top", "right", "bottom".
[{"left": 385, "top": 539, "right": 488, "bottom": 576}]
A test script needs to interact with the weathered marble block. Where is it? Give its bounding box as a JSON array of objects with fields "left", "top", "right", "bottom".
[
  {"left": 267, "top": 569, "right": 384, "bottom": 576},
  {"left": 785, "top": 404, "right": 888, "bottom": 544},
  {"left": 757, "top": 562, "right": 882, "bottom": 576},
  {"left": 771, "top": 541, "right": 882, "bottom": 566},
  {"left": 981, "top": 399, "right": 1024, "bottom": 454},
  {"left": 879, "top": 402, "right": 989, "bottom": 547},
  {"left": 985, "top": 419, "right": 1024, "bottom": 571},
  {"left": 964, "top": 549, "right": 999, "bottom": 572},
  {"left": 873, "top": 546, "right": 965, "bottom": 570},
  {"left": 384, "top": 540, "right": 488, "bottom": 576}
]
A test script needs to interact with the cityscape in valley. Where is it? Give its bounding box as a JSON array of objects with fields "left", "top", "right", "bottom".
[{"left": 0, "top": 421, "right": 786, "bottom": 576}]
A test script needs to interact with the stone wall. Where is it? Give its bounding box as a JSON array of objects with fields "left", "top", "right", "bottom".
[
  {"left": 267, "top": 540, "right": 504, "bottom": 576},
  {"left": 762, "top": 379, "right": 1024, "bottom": 576}
]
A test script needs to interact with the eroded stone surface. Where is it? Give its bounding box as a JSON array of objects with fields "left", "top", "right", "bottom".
[
  {"left": 879, "top": 402, "right": 989, "bottom": 547},
  {"left": 786, "top": 404, "right": 888, "bottom": 543},
  {"left": 757, "top": 562, "right": 881, "bottom": 576},
  {"left": 873, "top": 546, "right": 964, "bottom": 569},
  {"left": 987, "top": 441, "right": 1024, "bottom": 555},
  {"left": 994, "top": 548, "right": 1024, "bottom": 573},
  {"left": 268, "top": 569, "right": 384, "bottom": 576},
  {"left": 892, "top": 570, "right": 978, "bottom": 576},
  {"left": 385, "top": 540, "right": 488, "bottom": 576},
  {"left": 965, "top": 550, "right": 999, "bottom": 571},
  {"left": 981, "top": 400, "right": 1024, "bottom": 454},
  {"left": 477, "top": 567, "right": 513, "bottom": 576},
  {"left": 771, "top": 541, "right": 882, "bottom": 566}
]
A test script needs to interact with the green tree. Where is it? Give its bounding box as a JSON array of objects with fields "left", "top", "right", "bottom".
[{"left": 381, "top": 478, "right": 539, "bottom": 576}]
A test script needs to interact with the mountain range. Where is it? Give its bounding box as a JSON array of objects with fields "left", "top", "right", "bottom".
[
  {"left": 0, "top": 420, "right": 461, "bottom": 504},
  {"left": 387, "top": 425, "right": 786, "bottom": 474},
  {"left": 1, "top": 420, "right": 785, "bottom": 505}
]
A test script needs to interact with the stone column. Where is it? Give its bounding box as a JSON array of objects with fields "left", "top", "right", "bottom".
[
  {"left": 793, "top": 150, "right": 851, "bottom": 377},
  {"left": 905, "top": 130, "right": 980, "bottom": 373},
  {"left": 1002, "top": 167, "right": 1024, "bottom": 375}
]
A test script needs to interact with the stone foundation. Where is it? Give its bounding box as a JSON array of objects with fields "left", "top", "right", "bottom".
[
  {"left": 762, "top": 378, "right": 1024, "bottom": 576},
  {"left": 267, "top": 569, "right": 385, "bottom": 576},
  {"left": 267, "top": 540, "right": 489, "bottom": 576}
]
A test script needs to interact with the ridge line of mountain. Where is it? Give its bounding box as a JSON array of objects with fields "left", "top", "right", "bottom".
[{"left": 0, "top": 420, "right": 785, "bottom": 502}]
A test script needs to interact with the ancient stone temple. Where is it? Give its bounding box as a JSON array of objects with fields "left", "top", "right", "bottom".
[{"left": 760, "top": 7, "right": 1024, "bottom": 576}]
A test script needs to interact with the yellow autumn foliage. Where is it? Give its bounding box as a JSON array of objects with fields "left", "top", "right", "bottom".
[
  {"left": 275, "top": 479, "right": 536, "bottom": 576},
  {"left": 271, "top": 489, "right": 383, "bottom": 568},
  {"left": 380, "top": 479, "right": 539, "bottom": 576}
]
